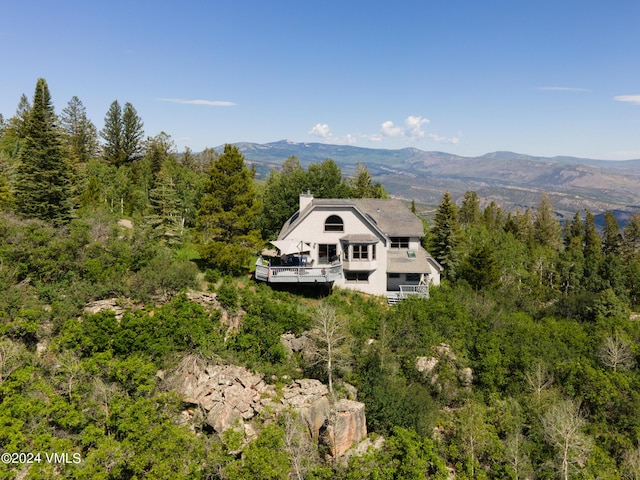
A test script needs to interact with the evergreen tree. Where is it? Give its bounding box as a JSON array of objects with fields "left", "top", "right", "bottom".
[
  {"left": 503, "top": 208, "right": 533, "bottom": 244},
  {"left": 622, "top": 212, "right": 640, "bottom": 260},
  {"left": 558, "top": 212, "right": 585, "bottom": 296},
  {"left": 583, "top": 209, "right": 604, "bottom": 291},
  {"left": 533, "top": 193, "right": 561, "bottom": 250},
  {"left": 60, "top": 96, "right": 99, "bottom": 164},
  {"left": 13, "top": 78, "right": 72, "bottom": 225},
  {"left": 306, "top": 158, "right": 350, "bottom": 198},
  {"left": 100, "top": 100, "right": 144, "bottom": 166},
  {"left": 348, "top": 162, "right": 389, "bottom": 199},
  {"left": 144, "top": 131, "right": 175, "bottom": 177},
  {"left": 100, "top": 100, "right": 123, "bottom": 166},
  {"left": 197, "top": 144, "right": 260, "bottom": 274},
  {"left": 0, "top": 94, "right": 30, "bottom": 163},
  {"left": 565, "top": 211, "right": 583, "bottom": 250},
  {"left": 122, "top": 102, "right": 144, "bottom": 164},
  {"left": 459, "top": 191, "right": 481, "bottom": 227},
  {"left": 148, "top": 166, "right": 182, "bottom": 242},
  {"left": 482, "top": 201, "right": 503, "bottom": 231},
  {"left": 602, "top": 212, "right": 621, "bottom": 256},
  {"left": 430, "top": 191, "right": 461, "bottom": 280},
  {"left": 458, "top": 244, "right": 501, "bottom": 290}
]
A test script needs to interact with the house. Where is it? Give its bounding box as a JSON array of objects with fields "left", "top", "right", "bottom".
[{"left": 255, "top": 193, "right": 443, "bottom": 301}]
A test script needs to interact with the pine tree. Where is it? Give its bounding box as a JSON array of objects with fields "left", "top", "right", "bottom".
[
  {"left": 60, "top": 96, "right": 99, "bottom": 164},
  {"left": 459, "top": 191, "right": 481, "bottom": 227},
  {"left": 583, "top": 209, "right": 604, "bottom": 291},
  {"left": 100, "top": 100, "right": 144, "bottom": 166},
  {"left": 13, "top": 78, "right": 72, "bottom": 225},
  {"left": 430, "top": 191, "right": 461, "bottom": 279},
  {"left": 622, "top": 212, "right": 640, "bottom": 260},
  {"left": 197, "top": 144, "right": 260, "bottom": 274},
  {"left": 533, "top": 193, "right": 561, "bottom": 250},
  {"left": 0, "top": 94, "right": 30, "bottom": 162},
  {"left": 100, "top": 100, "right": 123, "bottom": 166},
  {"left": 122, "top": 102, "right": 144, "bottom": 164},
  {"left": 348, "top": 162, "right": 389, "bottom": 199},
  {"left": 602, "top": 212, "right": 621, "bottom": 256},
  {"left": 144, "top": 131, "right": 175, "bottom": 176}
]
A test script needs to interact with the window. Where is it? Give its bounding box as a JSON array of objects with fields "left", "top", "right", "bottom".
[
  {"left": 390, "top": 237, "right": 409, "bottom": 248},
  {"left": 345, "top": 271, "right": 370, "bottom": 283},
  {"left": 406, "top": 273, "right": 421, "bottom": 282},
  {"left": 388, "top": 273, "right": 400, "bottom": 279},
  {"left": 324, "top": 215, "right": 344, "bottom": 232},
  {"left": 372, "top": 244, "right": 376, "bottom": 260},
  {"left": 318, "top": 244, "right": 337, "bottom": 264},
  {"left": 352, "top": 244, "right": 368, "bottom": 260}
]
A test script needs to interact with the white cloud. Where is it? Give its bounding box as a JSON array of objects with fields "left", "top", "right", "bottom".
[
  {"left": 429, "top": 133, "right": 459, "bottom": 144},
  {"left": 380, "top": 116, "right": 430, "bottom": 140},
  {"left": 613, "top": 95, "right": 640, "bottom": 105},
  {"left": 405, "top": 115, "right": 430, "bottom": 139},
  {"left": 365, "top": 134, "right": 383, "bottom": 142},
  {"left": 308, "top": 124, "right": 357, "bottom": 145},
  {"left": 536, "top": 86, "right": 589, "bottom": 92},
  {"left": 309, "top": 123, "right": 332, "bottom": 138},
  {"left": 309, "top": 115, "right": 456, "bottom": 147},
  {"left": 159, "top": 98, "right": 237, "bottom": 107},
  {"left": 381, "top": 120, "right": 404, "bottom": 137},
  {"left": 342, "top": 134, "right": 357, "bottom": 145}
]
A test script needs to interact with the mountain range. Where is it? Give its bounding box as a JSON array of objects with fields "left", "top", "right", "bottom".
[{"left": 218, "top": 140, "right": 640, "bottom": 221}]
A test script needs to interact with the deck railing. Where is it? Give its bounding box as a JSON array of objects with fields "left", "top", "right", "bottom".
[
  {"left": 255, "top": 258, "right": 342, "bottom": 284},
  {"left": 399, "top": 284, "right": 429, "bottom": 298}
]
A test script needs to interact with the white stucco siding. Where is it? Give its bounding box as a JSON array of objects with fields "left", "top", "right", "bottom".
[{"left": 279, "top": 206, "right": 389, "bottom": 295}]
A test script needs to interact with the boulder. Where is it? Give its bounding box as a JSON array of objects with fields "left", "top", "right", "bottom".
[
  {"left": 415, "top": 356, "right": 438, "bottom": 374},
  {"left": 321, "top": 399, "right": 367, "bottom": 457},
  {"left": 83, "top": 298, "right": 127, "bottom": 320}
]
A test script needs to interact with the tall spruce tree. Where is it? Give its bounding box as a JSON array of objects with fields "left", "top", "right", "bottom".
[
  {"left": 348, "top": 162, "right": 388, "bottom": 199},
  {"left": 533, "top": 193, "right": 561, "bottom": 250},
  {"left": 100, "top": 100, "right": 144, "bottom": 166},
  {"left": 100, "top": 100, "right": 123, "bottom": 165},
  {"left": 122, "top": 102, "right": 144, "bottom": 164},
  {"left": 197, "top": 144, "right": 260, "bottom": 274},
  {"left": 13, "top": 78, "right": 72, "bottom": 225},
  {"left": 60, "top": 96, "right": 99, "bottom": 164},
  {"left": 430, "top": 191, "right": 461, "bottom": 280}
]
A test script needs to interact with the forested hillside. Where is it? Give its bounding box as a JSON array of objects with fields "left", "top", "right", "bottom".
[{"left": 1, "top": 79, "right": 640, "bottom": 479}]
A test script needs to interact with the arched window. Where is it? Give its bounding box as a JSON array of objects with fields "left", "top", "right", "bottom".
[{"left": 324, "top": 215, "right": 344, "bottom": 232}]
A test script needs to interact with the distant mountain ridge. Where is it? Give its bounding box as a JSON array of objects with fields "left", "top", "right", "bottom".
[{"left": 216, "top": 140, "right": 640, "bottom": 219}]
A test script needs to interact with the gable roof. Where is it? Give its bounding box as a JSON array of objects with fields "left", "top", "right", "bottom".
[{"left": 278, "top": 198, "right": 424, "bottom": 239}]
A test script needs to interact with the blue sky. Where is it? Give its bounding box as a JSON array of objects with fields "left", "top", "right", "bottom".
[{"left": 1, "top": 0, "right": 640, "bottom": 159}]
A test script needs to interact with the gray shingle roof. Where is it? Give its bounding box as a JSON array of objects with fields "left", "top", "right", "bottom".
[{"left": 278, "top": 197, "right": 424, "bottom": 239}]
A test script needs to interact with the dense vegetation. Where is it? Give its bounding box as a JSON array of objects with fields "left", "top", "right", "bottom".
[{"left": 1, "top": 78, "right": 640, "bottom": 479}]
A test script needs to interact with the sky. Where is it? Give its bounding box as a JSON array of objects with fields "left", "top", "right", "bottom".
[{"left": 1, "top": 0, "right": 640, "bottom": 160}]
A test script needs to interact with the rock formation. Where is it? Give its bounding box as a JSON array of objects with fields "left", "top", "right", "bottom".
[{"left": 165, "top": 355, "right": 367, "bottom": 456}]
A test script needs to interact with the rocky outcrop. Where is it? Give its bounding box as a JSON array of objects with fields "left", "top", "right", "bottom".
[
  {"left": 280, "top": 331, "right": 317, "bottom": 362},
  {"left": 83, "top": 298, "right": 128, "bottom": 320},
  {"left": 415, "top": 343, "right": 473, "bottom": 390},
  {"left": 165, "top": 355, "right": 366, "bottom": 455},
  {"left": 321, "top": 399, "right": 368, "bottom": 457}
]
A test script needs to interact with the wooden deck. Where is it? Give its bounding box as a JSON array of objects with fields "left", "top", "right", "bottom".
[
  {"left": 386, "top": 284, "right": 429, "bottom": 305},
  {"left": 255, "top": 258, "right": 342, "bottom": 284}
]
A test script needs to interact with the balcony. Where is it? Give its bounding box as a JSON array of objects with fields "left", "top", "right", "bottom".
[
  {"left": 255, "top": 257, "right": 342, "bottom": 284},
  {"left": 386, "top": 284, "right": 429, "bottom": 305}
]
